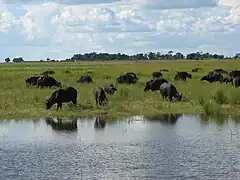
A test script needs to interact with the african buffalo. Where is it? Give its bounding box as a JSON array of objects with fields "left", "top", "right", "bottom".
[
  {"left": 104, "top": 84, "right": 117, "bottom": 95},
  {"left": 234, "top": 76, "right": 240, "bottom": 88},
  {"left": 25, "top": 75, "right": 42, "bottom": 87},
  {"left": 152, "top": 71, "right": 162, "bottom": 78},
  {"left": 45, "top": 117, "right": 78, "bottom": 131},
  {"left": 144, "top": 78, "right": 168, "bottom": 91},
  {"left": 116, "top": 73, "right": 137, "bottom": 84},
  {"left": 41, "top": 70, "right": 55, "bottom": 75},
  {"left": 201, "top": 71, "right": 223, "bottom": 83},
  {"left": 214, "top": 69, "right": 227, "bottom": 74},
  {"left": 94, "top": 87, "right": 108, "bottom": 106},
  {"left": 229, "top": 70, "right": 240, "bottom": 78},
  {"left": 45, "top": 86, "right": 77, "bottom": 110},
  {"left": 160, "top": 69, "right": 169, "bottom": 72},
  {"left": 223, "top": 76, "right": 233, "bottom": 84},
  {"left": 192, "top": 68, "right": 203, "bottom": 72},
  {"left": 77, "top": 76, "right": 93, "bottom": 84},
  {"left": 159, "top": 82, "right": 183, "bottom": 101},
  {"left": 37, "top": 76, "right": 61, "bottom": 88},
  {"left": 174, "top": 71, "right": 192, "bottom": 81},
  {"left": 124, "top": 72, "right": 138, "bottom": 80}
]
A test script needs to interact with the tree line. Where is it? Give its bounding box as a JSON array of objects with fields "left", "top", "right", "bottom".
[{"left": 4, "top": 51, "right": 240, "bottom": 63}]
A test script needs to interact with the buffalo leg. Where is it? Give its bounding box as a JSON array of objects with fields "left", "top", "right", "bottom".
[
  {"left": 72, "top": 99, "right": 77, "bottom": 105},
  {"left": 161, "top": 95, "right": 165, "bottom": 100},
  {"left": 57, "top": 103, "right": 62, "bottom": 110}
]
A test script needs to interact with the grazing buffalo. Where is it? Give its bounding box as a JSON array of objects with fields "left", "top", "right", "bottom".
[
  {"left": 25, "top": 75, "right": 42, "bottom": 87},
  {"left": 174, "top": 71, "right": 192, "bottom": 81},
  {"left": 94, "top": 116, "right": 107, "bottom": 129},
  {"left": 94, "top": 87, "right": 108, "bottom": 106},
  {"left": 37, "top": 76, "right": 61, "bottom": 88},
  {"left": 214, "top": 68, "right": 228, "bottom": 74},
  {"left": 104, "top": 84, "right": 117, "bottom": 95},
  {"left": 201, "top": 71, "right": 223, "bottom": 83},
  {"left": 160, "top": 69, "right": 169, "bottom": 72},
  {"left": 192, "top": 68, "right": 203, "bottom": 72},
  {"left": 144, "top": 78, "right": 168, "bottom": 91},
  {"left": 45, "top": 117, "right": 78, "bottom": 131},
  {"left": 116, "top": 73, "right": 137, "bottom": 84},
  {"left": 77, "top": 76, "right": 93, "bottom": 84},
  {"left": 41, "top": 70, "right": 55, "bottom": 75},
  {"left": 223, "top": 76, "right": 233, "bottom": 84},
  {"left": 152, "top": 71, "right": 162, "bottom": 78},
  {"left": 45, "top": 86, "right": 77, "bottom": 110},
  {"left": 159, "top": 82, "right": 183, "bottom": 101},
  {"left": 234, "top": 76, "right": 240, "bottom": 88},
  {"left": 64, "top": 70, "right": 71, "bottom": 74},
  {"left": 229, "top": 70, "right": 240, "bottom": 78},
  {"left": 124, "top": 72, "right": 138, "bottom": 80}
]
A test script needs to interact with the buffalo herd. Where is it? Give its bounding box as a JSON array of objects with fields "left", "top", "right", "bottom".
[{"left": 25, "top": 68, "right": 240, "bottom": 110}]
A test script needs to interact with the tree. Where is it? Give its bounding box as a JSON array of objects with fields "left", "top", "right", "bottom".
[{"left": 5, "top": 57, "right": 10, "bottom": 63}]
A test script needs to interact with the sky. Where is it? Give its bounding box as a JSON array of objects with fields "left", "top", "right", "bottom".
[{"left": 0, "top": 0, "right": 239, "bottom": 61}]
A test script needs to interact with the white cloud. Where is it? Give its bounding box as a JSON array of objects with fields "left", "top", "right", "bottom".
[
  {"left": 127, "top": 0, "right": 218, "bottom": 9},
  {"left": 0, "top": 0, "right": 239, "bottom": 61}
]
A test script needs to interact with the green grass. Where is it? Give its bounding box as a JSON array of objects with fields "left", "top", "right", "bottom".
[{"left": 1, "top": 60, "right": 240, "bottom": 120}]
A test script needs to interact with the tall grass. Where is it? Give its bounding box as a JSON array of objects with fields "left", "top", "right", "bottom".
[{"left": 0, "top": 60, "right": 240, "bottom": 119}]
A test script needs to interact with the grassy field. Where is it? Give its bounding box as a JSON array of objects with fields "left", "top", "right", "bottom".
[{"left": 1, "top": 60, "right": 240, "bottom": 120}]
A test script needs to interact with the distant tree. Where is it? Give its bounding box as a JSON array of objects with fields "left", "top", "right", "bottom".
[
  {"left": 5, "top": 57, "right": 10, "bottom": 63},
  {"left": 47, "top": 58, "right": 50, "bottom": 61},
  {"left": 12, "top": 57, "right": 24, "bottom": 63}
]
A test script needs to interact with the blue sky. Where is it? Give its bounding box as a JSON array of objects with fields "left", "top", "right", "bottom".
[{"left": 0, "top": 0, "right": 239, "bottom": 61}]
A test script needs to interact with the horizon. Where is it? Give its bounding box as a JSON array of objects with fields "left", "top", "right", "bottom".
[{"left": 0, "top": 0, "right": 239, "bottom": 61}]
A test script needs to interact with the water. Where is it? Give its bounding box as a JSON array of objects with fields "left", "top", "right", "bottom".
[{"left": 0, "top": 114, "right": 240, "bottom": 180}]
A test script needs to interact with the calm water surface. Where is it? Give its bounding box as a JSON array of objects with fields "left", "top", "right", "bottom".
[{"left": 0, "top": 114, "right": 240, "bottom": 180}]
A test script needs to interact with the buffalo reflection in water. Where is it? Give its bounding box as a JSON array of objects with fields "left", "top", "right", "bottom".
[
  {"left": 144, "top": 114, "right": 182, "bottom": 125},
  {"left": 94, "top": 116, "right": 107, "bottom": 129},
  {"left": 45, "top": 117, "right": 78, "bottom": 132}
]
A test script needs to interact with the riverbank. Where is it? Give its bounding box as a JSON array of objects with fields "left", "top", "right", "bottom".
[{"left": 1, "top": 60, "right": 240, "bottom": 120}]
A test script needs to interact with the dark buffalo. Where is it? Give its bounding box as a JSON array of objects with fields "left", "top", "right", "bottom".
[
  {"left": 77, "top": 76, "right": 93, "bottom": 84},
  {"left": 124, "top": 72, "right": 138, "bottom": 80},
  {"left": 41, "top": 70, "right": 55, "bottom": 75},
  {"left": 94, "top": 116, "right": 107, "bottom": 129},
  {"left": 104, "top": 84, "right": 117, "bottom": 95},
  {"left": 160, "top": 69, "right": 169, "bottom": 72},
  {"left": 223, "top": 76, "right": 233, "bottom": 84},
  {"left": 144, "top": 78, "right": 168, "bottom": 91},
  {"left": 45, "top": 86, "right": 77, "bottom": 110},
  {"left": 201, "top": 71, "right": 223, "bottom": 83},
  {"left": 25, "top": 75, "right": 42, "bottom": 87},
  {"left": 160, "top": 82, "right": 183, "bottom": 101},
  {"left": 229, "top": 70, "right": 240, "bottom": 78},
  {"left": 214, "top": 69, "right": 228, "bottom": 74},
  {"left": 192, "top": 68, "right": 203, "bottom": 72},
  {"left": 64, "top": 70, "right": 71, "bottom": 74},
  {"left": 234, "top": 76, "right": 240, "bottom": 88},
  {"left": 94, "top": 87, "right": 108, "bottom": 106},
  {"left": 45, "top": 117, "right": 78, "bottom": 131},
  {"left": 152, "top": 71, "right": 162, "bottom": 78},
  {"left": 116, "top": 73, "right": 137, "bottom": 84},
  {"left": 37, "top": 76, "right": 61, "bottom": 88},
  {"left": 174, "top": 71, "right": 192, "bottom": 81}
]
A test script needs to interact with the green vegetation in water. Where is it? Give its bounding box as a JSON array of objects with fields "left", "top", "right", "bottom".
[{"left": 1, "top": 60, "right": 240, "bottom": 120}]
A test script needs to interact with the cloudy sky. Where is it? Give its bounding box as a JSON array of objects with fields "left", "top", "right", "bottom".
[{"left": 0, "top": 0, "right": 239, "bottom": 61}]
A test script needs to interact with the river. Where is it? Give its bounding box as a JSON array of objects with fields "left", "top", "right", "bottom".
[{"left": 0, "top": 114, "right": 240, "bottom": 180}]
